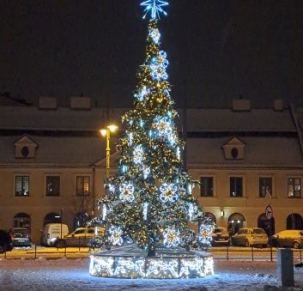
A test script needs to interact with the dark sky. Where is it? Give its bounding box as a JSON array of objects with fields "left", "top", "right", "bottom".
[{"left": 0, "top": 0, "right": 303, "bottom": 109}]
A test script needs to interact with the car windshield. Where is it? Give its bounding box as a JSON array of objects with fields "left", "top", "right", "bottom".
[
  {"left": 12, "top": 229, "right": 28, "bottom": 235},
  {"left": 252, "top": 229, "right": 265, "bottom": 234}
]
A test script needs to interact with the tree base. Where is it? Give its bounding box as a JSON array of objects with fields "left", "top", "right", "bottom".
[{"left": 89, "top": 243, "right": 214, "bottom": 279}]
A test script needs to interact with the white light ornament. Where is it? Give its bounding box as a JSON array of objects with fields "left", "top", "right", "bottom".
[
  {"left": 149, "top": 52, "right": 169, "bottom": 81},
  {"left": 142, "top": 165, "right": 151, "bottom": 179},
  {"left": 159, "top": 183, "right": 178, "bottom": 203},
  {"left": 143, "top": 202, "right": 149, "bottom": 220},
  {"left": 176, "top": 146, "right": 181, "bottom": 160},
  {"left": 153, "top": 116, "right": 172, "bottom": 137},
  {"left": 149, "top": 27, "right": 161, "bottom": 44},
  {"left": 198, "top": 224, "right": 214, "bottom": 245},
  {"left": 188, "top": 203, "right": 194, "bottom": 221},
  {"left": 141, "top": 0, "right": 168, "bottom": 20},
  {"left": 128, "top": 132, "right": 133, "bottom": 145},
  {"left": 135, "top": 86, "right": 150, "bottom": 102},
  {"left": 133, "top": 145, "right": 144, "bottom": 164},
  {"left": 102, "top": 204, "right": 107, "bottom": 220},
  {"left": 119, "top": 182, "right": 135, "bottom": 202},
  {"left": 163, "top": 226, "right": 181, "bottom": 248},
  {"left": 109, "top": 226, "right": 124, "bottom": 246},
  {"left": 107, "top": 183, "right": 115, "bottom": 194}
]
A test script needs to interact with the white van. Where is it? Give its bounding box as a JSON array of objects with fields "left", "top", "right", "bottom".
[{"left": 41, "top": 223, "right": 69, "bottom": 246}]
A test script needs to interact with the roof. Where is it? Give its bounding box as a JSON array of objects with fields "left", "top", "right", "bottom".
[{"left": 0, "top": 105, "right": 302, "bottom": 168}]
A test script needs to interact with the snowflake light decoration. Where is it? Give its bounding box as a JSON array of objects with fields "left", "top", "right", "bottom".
[
  {"left": 149, "top": 51, "right": 169, "bottom": 80},
  {"left": 119, "top": 182, "right": 135, "bottom": 202},
  {"left": 152, "top": 116, "right": 172, "bottom": 137},
  {"left": 163, "top": 226, "right": 181, "bottom": 247},
  {"left": 159, "top": 183, "right": 178, "bottom": 203},
  {"left": 141, "top": 0, "right": 169, "bottom": 19},
  {"left": 149, "top": 27, "right": 161, "bottom": 44},
  {"left": 109, "top": 226, "right": 124, "bottom": 246},
  {"left": 198, "top": 224, "right": 214, "bottom": 245}
]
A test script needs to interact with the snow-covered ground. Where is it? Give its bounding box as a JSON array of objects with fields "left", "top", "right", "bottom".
[{"left": 1, "top": 257, "right": 303, "bottom": 291}]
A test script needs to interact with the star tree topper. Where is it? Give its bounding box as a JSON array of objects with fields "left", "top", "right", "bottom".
[{"left": 141, "top": 0, "right": 169, "bottom": 19}]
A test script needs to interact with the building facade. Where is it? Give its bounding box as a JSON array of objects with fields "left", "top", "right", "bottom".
[{"left": 1, "top": 96, "right": 303, "bottom": 243}]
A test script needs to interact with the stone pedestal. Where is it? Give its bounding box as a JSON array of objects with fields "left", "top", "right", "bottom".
[{"left": 277, "top": 248, "right": 294, "bottom": 287}]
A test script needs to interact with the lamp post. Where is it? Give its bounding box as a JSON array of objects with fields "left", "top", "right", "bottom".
[{"left": 100, "top": 124, "right": 118, "bottom": 177}]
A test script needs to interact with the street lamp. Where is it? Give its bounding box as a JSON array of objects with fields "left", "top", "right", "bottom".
[{"left": 100, "top": 124, "right": 118, "bottom": 177}]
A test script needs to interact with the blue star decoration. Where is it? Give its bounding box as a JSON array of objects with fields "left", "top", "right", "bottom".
[{"left": 141, "top": 0, "right": 169, "bottom": 19}]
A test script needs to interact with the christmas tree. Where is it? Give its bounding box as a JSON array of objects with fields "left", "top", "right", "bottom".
[{"left": 90, "top": 0, "right": 214, "bottom": 259}]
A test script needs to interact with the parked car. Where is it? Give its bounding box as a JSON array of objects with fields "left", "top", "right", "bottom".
[
  {"left": 54, "top": 226, "right": 104, "bottom": 248},
  {"left": 41, "top": 223, "right": 69, "bottom": 246},
  {"left": 231, "top": 227, "right": 268, "bottom": 247},
  {"left": 9, "top": 227, "right": 32, "bottom": 247},
  {"left": 271, "top": 230, "right": 303, "bottom": 249},
  {"left": 211, "top": 226, "right": 230, "bottom": 246},
  {"left": 0, "top": 229, "right": 14, "bottom": 253}
]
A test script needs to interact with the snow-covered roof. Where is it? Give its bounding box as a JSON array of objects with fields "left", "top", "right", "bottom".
[{"left": 0, "top": 105, "right": 302, "bottom": 167}]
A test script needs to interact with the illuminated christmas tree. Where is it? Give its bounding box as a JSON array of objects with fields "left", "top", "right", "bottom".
[{"left": 89, "top": 1, "right": 215, "bottom": 278}]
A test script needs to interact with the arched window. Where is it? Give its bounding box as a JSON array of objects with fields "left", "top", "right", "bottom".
[
  {"left": 13, "top": 212, "right": 31, "bottom": 231},
  {"left": 228, "top": 213, "right": 245, "bottom": 235},
  {"left": 204, "top": 212, "right": 216, "bottom": 224},
  {"left": 286, "top": 213, "right": 303, "bottom": 230},
  {"left": 43, "top": 212, "right": 62, "bottom": 226},
  {"left": 258, "top": 213, "right": 275, "bottom": 236}
]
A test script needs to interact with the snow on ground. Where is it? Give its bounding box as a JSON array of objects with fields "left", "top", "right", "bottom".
[{"left": 0, "top": 257, "right": 303, "bottom": 291}]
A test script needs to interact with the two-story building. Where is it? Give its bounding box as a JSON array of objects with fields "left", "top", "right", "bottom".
[{"left": 0, "top": 96, "right": 303, "bottom": 243}]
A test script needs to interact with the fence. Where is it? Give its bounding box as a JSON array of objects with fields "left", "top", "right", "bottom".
[{"left": 1, "top": 245, "right": 303, "bottom": 262}]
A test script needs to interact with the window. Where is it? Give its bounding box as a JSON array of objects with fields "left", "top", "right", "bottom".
[
  {"left": 15, "top": 176, "right": 29, "bottom": 196},
  {"left": 200, "top": 177, "right": 214, "bottom": 197},
  {"left": 230, "top": 177, "right": 243, "bottom": 197},
  {"left": 259, "top": 177, "right": 272, "bottom": 197},
  {"left": 288, "top": 178, "right": 301, "bottom": 198},
  {"left": 76, "top": 176, "right": 90, "bottom": 196},
  {"left": 46, "top": 176, "right": 60, "bottom": 196}
]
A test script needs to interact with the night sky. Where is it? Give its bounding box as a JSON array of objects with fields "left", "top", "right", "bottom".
[{"left": 0, "top": 0, "right": 303, "bottom": 109}]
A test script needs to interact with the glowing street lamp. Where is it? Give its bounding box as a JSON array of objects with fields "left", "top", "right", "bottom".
[{"left": 100, "top": 124, "right": 118, "bottom": 177}]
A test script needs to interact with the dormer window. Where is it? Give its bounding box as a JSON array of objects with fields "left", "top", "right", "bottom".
[
  {"left": 14, "top": 136, "right": 38, "bottom": 159},
  {"left": 222, "top": 137, "right": 246, "bottom": 160}
]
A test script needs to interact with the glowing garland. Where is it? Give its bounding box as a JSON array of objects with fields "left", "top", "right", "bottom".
[{"left": 89, "top": 253, "right": 214, "bottom": 279}]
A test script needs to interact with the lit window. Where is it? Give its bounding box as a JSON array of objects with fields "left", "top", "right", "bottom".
[
  {"left": 76, "top": 176, "right": 90, "bottom": 196},
  {"left": 288, "top": 178, "right": 301, "bottom": 198},
  {"left": 230, "top": 177, "right": 243, "bottom": 197},
  {"left": 259, "top": 177, "right": 272, "bottom": 197},
  {"left": 15, "top": 176, "right": 29, "bottom": 196},
  {"left": 200, "top": 177, "right": 214, "bottom": 197},
  {"left": 46, "top": 176, "right": 60, "bottom": 196}
]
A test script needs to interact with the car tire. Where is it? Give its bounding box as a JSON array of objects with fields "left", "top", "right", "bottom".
[
  {"left": 293, "top": 242, "right": 300, "bottom": 249},
  {"left": 55, "top": 240, "right": 66, "bottom": 248}
]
